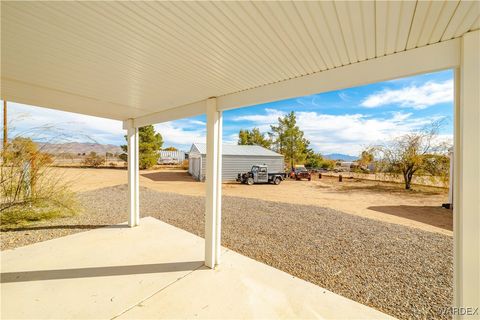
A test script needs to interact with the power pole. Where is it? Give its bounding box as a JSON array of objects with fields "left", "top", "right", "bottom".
[{"left": 3, "top": 100, "right": 6, "bottom": 149}]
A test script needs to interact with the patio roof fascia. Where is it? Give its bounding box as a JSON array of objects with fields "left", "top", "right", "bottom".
[
  {"left": 127, "top": 99, "right": 207, "bottom": 129},
  {"left": 125, "top": 36, "right": 461, "bottom": 128}
]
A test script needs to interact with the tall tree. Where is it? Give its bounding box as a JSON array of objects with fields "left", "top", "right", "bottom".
[
  {"left": 270, "top": 111, "right": 310, "bottom": 168},
  {"left": 237, "top": 128, "right": 271, "bottom": 148},
  {"left": 121, "top": 125, "right": 163, "bottom": 169}
]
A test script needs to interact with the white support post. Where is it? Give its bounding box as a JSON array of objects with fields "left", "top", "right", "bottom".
[
  {"left": 126, "top": 120, "right": 140, "bottom": 227},
  {"left": 454, "top": 30, "right": 480, "bottom": 317},
  {"left": 205, "top": 97, "right": 222, "bottom": 268},
  {"left": 215, "top": 109, "right": 223, "bottom": 265}
]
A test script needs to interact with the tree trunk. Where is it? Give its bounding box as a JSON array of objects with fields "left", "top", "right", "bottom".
[{"left": 404, "top": 170, "right": 413, "bottom": 190}]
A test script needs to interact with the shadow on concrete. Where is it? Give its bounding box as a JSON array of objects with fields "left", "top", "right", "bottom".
[
  {"left": 367, "top": 205, "right": 453, "bottom": 231},
  {"left": 1, "top": 224, "right": 129, "bottom": 232},
  {"left": 0, "top": 261, "right": 204, "bottom": 283},
  {"left": 141, "top": 171, "right": 195, "bottom": 182}
]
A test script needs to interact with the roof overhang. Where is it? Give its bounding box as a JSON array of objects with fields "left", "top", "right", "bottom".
[{"left": 1, "top": 1, "right": 479, "bottom": 127}]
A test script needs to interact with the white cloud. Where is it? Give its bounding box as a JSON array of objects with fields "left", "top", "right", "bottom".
[
  {"left": 231, "top": 107, "right": 449, "bottom": 155},
  {"left": 295, "top": 111, "right": 441, "bottom": 155},
  {"left": 154, "top": 120, "right": 205, "bottom": 150},
  {"left": 5, "top": 101, "right": 207, "bottom": 150},
  {"left": 361, "top": 80, "right": 453, "bottom": 109},
  {"left": 232, "top": 108, "right": 286, "bottom": 132},
  {"left": 6, "top": 101, "right": 124, "bottom": 144},
  {"left": 234, "top": 108, "right": 285, "bottom": 123}
]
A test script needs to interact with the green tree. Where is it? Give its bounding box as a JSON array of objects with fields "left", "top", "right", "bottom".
[
  {"left": 238, "top": 129, "right": 250, "bottom": 145},
  {"left": 270, "top": 111, "right": 310, "bottom": 168},
  {"left": 237, "top": 128, "right": 271, "bottom": 148},
  {"left": 305, "top": 149, "right": 323, "bottom": 168},
  {"left": 121, "top": 125, "right": 163, "bottom": 170},
  {"left": 320, "top": 159, "right": 336, "bottom": 170}
]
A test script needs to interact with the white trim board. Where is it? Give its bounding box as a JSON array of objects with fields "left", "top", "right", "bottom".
[{"left": 132, "top": 37, "right": 460, "bottom": 127}]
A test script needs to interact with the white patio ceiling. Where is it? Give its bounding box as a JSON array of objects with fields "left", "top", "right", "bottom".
[{"left": 2, "top": 1, "right": 479, "bottom": 121}]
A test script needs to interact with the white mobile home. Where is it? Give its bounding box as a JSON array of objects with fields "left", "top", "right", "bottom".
[
  {"left": 188, "top": 143, "right": 284, "bottom": 181},
  {"left": 158, "top": 150, "right": 186, "bottom": 164}
]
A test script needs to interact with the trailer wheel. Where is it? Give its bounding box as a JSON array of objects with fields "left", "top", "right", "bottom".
[
  {"left": 247, "top": 177, "right": 254, "bottom": 185},
  {"left": 274, "top": 177, "right": 282, "bottom": 185}
]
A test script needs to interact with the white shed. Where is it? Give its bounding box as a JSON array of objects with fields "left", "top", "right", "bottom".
[{"left": 188, "top": 143, "right": 284, "bottom": 181}]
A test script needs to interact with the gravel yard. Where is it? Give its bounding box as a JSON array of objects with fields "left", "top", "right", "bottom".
[{"left": 1, "top": 184, "right": 453, "bottom": 320}]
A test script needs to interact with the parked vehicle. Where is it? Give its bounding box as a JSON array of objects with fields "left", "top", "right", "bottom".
[
  {"left": 290, "top": 165, "right": 312, "bottom": 181},
  {"left": 237, "top": 165, "right": 287, "bottom": 185}
]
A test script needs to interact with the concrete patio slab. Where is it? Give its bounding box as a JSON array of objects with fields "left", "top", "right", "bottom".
[
  {"left": 119, "top": 249, "right": 394, "bottom": 319},
  {"left": 1, "top": 217, "right": 393, "bottom": 319},
  {"left": 1, "top": 217, "right": 206, "bottom": 319}
]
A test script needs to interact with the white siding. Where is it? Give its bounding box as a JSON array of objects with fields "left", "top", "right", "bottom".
[
  {"left": 197, "top": 155, "right": 284, "bottom": 182},
  {"left": 188, "top": 156, "right": 202, "bottom": 180},
  {"left": 158, "top": 150, "right": 185, "bottom": 164}
]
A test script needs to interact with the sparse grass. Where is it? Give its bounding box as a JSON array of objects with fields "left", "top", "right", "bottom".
[
  {"left": 314, "top": 175, "right": 447, "bottom": 196},
  {"left": 335, "top": 179, "right": 447, "bottom": 196},
  {"left": 1, "top": 193, "right": 79, "bottom": 229}
]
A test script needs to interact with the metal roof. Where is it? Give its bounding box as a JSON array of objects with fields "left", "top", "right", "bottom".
[
  {"left": 190, "top": 143, "right": 282, "bottom": 157},
  {"left": 2, "top": 1, "right": 479, "bottom": 121}
]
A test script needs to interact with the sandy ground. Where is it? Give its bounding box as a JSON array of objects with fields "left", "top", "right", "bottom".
[
  {"left": 1, "top": 185, "right": 452, "bottom": 319},
  {"left": 55, "top": 167, "right": 452, "bottom": 236}
]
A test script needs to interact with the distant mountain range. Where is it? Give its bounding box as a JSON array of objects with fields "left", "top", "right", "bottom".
[
  {"left": 323, "top": 153, "right": 358, "bottom": 161},
  {"left": 37, "top": 142, "right": 358, "bottom": 161},
  {"left": 39, "top": 142, "right": 123, "bottom": 155}
]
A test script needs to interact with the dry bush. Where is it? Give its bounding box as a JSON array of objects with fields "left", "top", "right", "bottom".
[
  {"left": 180, "top": 159, "right": 189, "bottom": 170},
  {"left": 82, "top": 151, "right": 105, "bottom": 167},
  {"left": 1, "top": 137, "right": 78, "bottom": 227}
]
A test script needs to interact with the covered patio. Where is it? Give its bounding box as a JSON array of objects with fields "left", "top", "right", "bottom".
[
  {"left": 2, "top": 1, "right": 479, "bottom": 318},
  {"left": 1, "top": 217, "right": 391, "bottom": 319}
]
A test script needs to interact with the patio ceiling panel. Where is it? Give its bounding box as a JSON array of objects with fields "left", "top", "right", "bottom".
[
  {"left": 442, "top": 0, "right": 479, "bottom": 40},
  {"left": 1, "top": 1, "right": 479, "bottom": 122}
]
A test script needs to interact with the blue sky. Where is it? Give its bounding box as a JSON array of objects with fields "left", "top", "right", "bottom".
[{"left": 3, "top": 69, "right": 453, "bottom": 156}]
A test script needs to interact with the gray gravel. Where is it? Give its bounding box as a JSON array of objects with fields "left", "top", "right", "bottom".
[{"left": 1, "top": 184, "right": 453, "bottom": 320}]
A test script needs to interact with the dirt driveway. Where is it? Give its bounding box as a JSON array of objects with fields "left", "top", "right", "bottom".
[{"left": 55, "top": 167, "right": 452, "bottom": 236}]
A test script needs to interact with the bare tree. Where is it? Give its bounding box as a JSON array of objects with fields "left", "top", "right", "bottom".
[{"left": 374, "top": 121, "right": 450, "bottom": 190}]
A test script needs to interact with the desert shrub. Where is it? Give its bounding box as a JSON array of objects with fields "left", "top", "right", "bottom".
[
  {"left": 1, "top": 137, "right": 78, "bottom": 226},
  {"left": 319, "top": 159, "right": 336, "bottom": 170},
  {"left": 181, "top": 159, "right": 189, "bottom": 170},
  {"left": 82, "top": 151, "right": 105, "bottom": 167}
]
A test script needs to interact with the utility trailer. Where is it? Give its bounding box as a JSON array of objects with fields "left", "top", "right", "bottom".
[{"left": 236, "top": 165, "right": 286, "bottom": 185}]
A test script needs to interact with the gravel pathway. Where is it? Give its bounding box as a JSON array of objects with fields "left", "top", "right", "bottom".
[{"left": 1, "top": 185, "right": 453, "bottom": 320}]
